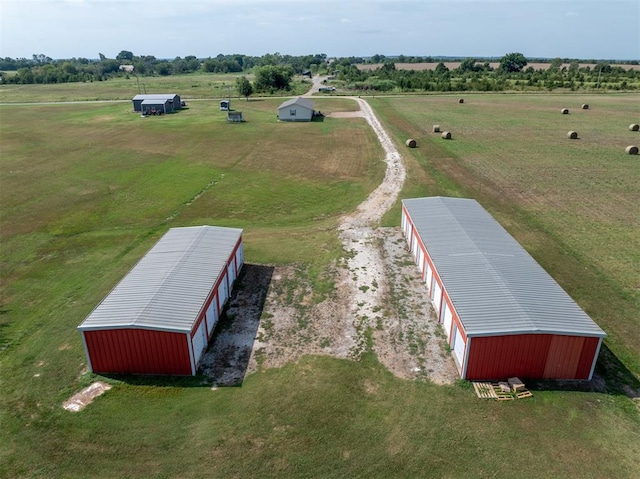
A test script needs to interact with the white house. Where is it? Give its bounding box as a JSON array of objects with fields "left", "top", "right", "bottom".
[{"left": 277, "top": 97, "right": 315, "bottom": 122}]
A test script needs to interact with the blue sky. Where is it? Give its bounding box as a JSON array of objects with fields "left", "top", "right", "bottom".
[{"left": 1, "top": 0, "right": 639, "bottom": 60}]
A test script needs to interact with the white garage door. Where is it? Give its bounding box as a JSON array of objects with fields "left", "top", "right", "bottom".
[
  {"left": 426, "top": 264, "right": 433, "bottom": 293},
  {"left": 192, "top": 320, "right": 208, "bottom": 366},
  {"left": 433, "top": 280, "right": 443, "bottom": 314},
  {"left": 235, "top": 245, "right": 244, "bottom": 270},
  {"left": 442, "top": 302, "right": 453, "bottom": 341},
  {"left": 206, "top": 295, "right": 219, "bottom": 337},
  {"left": 218, "top": 273, "right": 229, "bottom": 306},
  {"left": 453, "top": 325, "right": 466, "bottom": 366},
  {"left": 227, "top": 257, "right": 237, "bottom": 285}
]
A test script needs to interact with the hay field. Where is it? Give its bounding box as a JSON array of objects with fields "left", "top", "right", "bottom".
[
  {"left": 373, "top": 93, "right": 640, "bottom": 376},
  {"left": 357, "top": 62, "right": 640, "bottom": 71}
]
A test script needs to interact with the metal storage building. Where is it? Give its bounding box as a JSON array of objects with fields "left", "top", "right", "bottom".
[
  {"left": 140, "top": 98, "right": 171, "bottom": 115},
  {"left": 277, "top": 97, "right": 315, "bottom": 121},
  {"left": 78, "top": 226, "right": 244, "bottom": 376},
  {"left": 132, "top": 94, "right": 181, "bottom": 113},
  {"left": 401, "top": 197, "right": 606, "bottom": 381}
]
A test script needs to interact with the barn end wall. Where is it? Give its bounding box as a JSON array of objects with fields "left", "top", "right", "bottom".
[
  {"left": 465, "top": 334, "right": 601, "bottom": 380},
  {"left": 83, "top": 328, "right": 192, "bottom": 375}
]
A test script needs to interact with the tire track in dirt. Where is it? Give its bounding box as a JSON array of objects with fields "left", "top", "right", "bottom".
[{"left": 201, "top": 94, "right": 457, "bottom": 385}]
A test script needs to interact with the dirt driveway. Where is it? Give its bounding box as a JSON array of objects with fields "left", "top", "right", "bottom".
[{"left": 200, "top": 96, "right": 457, "bottom": 386}]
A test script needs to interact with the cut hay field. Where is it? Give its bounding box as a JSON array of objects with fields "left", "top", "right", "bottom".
[
  {"left": 357, "top": 62, "right": 640, "bottom": 71},
  {"left": 373, "top": 93, "right": 640, "bottom": 378},
  {"left": 1, "top": 91, "right": 639, "bottom": 478}
]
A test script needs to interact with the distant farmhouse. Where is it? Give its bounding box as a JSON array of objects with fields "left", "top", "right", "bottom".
[
  {"left": 277, "top": 97, "right": 315, "bottom": 122},
  {"left": 132, "top": 94, "right": 182, "bottom": 115}
]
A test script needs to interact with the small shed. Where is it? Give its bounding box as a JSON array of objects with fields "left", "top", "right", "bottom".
[
  {"left": 277, "top": 97, "right": 315, "bottom": 122},
  {"left": 220, "top": 100, "right": 230, "bottom": 111},
  {"left": 141, "top": 98, "right": 170, "bottom": 115},
  {"left": 401, "top": 197, "right": 606, "bottom": 381},
  {"left": 78, "top": 226, "right": 244, "bottom": 376},
  {"left": 227, "top": 111, "right": 243, "bottom": 122},
  {"left": 132, "top": 94, "right": 181, "bottom": 113}
]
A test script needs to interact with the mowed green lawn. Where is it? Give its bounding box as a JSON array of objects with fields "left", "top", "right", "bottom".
[{"left": 1, "top": 93, "right": 639, "bottom": 478}]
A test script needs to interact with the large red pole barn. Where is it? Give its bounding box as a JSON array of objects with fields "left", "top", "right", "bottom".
[
  {"left": 78, "top": 226, "right": 244, "bottom": 376},
  {"left": 401, "top": 197, "right": 605, "bottom": 381}
]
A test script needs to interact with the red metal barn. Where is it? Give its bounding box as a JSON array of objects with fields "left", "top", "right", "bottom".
[
  {"left": 78, "top": 226, "right": 244, "bottom": 376},
  {"left": 401, "top": 197, "right": 606, "bottom": 381}
]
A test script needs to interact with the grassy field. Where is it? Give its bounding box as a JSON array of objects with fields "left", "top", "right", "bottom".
[
  {"left": 1, "top": 88, "right": 639, "bottom": 478},
  {"left": 0, "top": 72, "right": 310, "bottom": 103}
]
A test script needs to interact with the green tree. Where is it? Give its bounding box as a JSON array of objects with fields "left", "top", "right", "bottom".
[
  {"left": 435, "top": 62, "right": 449, "bottom": 74},
  {"left": 254, "top": 65, "right": 293, "bottom": 92},
  {"left": 236, "top": 76, "right": 253, "bottom": 101},
  {"left": 499, "top": 52, "right": 527, "bottom": 73},
  {"left": 116, "top": 50, "right": 134, "bottom": 62},
  {"left": 457, "top": 58, "right": 478, "bottom": 73}
]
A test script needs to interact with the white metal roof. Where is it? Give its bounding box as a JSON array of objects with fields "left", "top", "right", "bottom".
[
  {"left": 78, "top": 226, "right": 242, "bottom": 333},
  {"left": 402, "top": 197, "right": 606, "bottom": 338},
  {"left": 278, "top": 97, "right": 314, "bottom": 111},
  {"left": 133, "top": 94, "right": 179, "bottom": 101}
]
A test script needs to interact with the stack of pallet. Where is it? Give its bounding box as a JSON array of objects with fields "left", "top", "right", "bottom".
[
  {"left": 508, "top": 377, "right": 533, "bottom": 399},
  {"left": 472, "top": 377, "right": 533, "bottom": 400}
]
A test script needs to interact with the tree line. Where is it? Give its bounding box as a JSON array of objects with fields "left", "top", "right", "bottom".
[
  {"left": 1, "top": 51, "right": 637, "bottom": 93},
  {"left": 333, "top": 54, "right": 640, "bottom": 92}
]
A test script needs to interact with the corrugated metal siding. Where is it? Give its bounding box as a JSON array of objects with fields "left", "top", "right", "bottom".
[
  {"left": 401, "top": 197, "right": 606, "bottom": 339},
  {"left": 78, "top": 226, "right": 243, "bottom": 333},
  {"left": 577, "top": 337, "right": 601, "bottom": 378},
  {"left": 466, "top": 335, "right": 551, "bottom": 380},
  {"left": 83, "top": 329, "right": 191, "bottom": 375},
  {"left": 465, "top": 334, "right": 598, "bottom": 380}
]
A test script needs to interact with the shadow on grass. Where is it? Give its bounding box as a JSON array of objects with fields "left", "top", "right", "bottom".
[
  {"left": 199, "top": 264, "right": 274, "bottom": 387},
  {"left": 100, "top": 264, "right": 273, "bottom": 389},
  {"left": 528, "top": 343, "right": 640, "bottom": 398}
]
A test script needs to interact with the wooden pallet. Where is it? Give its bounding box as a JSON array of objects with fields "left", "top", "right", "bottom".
[
  {"left": 472, "top": 381, "right": 533, "bottom": 401},
  {"left": 516, "top": 389, "right": 534, "bottom": 399},
  {"left": 473, "top": 382, "right": 498, "bottom": 399}
]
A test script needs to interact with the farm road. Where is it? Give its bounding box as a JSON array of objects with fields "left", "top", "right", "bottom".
[{"left": 203, "top": 88, "right": 457, "bottom": 385}]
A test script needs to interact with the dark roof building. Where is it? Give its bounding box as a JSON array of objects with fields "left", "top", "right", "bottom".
[{"left": 132, "top": 94, "right": 181, "bottom": 113}]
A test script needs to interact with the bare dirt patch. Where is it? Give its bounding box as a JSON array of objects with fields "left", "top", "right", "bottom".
[
  {"left": 63, "top": 381, "right": 112, "bottom": 412},
  {"left": 200, "top": 96, "right": 457, "bottom": 385}
]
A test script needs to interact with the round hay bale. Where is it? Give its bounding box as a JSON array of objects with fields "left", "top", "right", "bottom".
[
  {"left": 567, "top": 131, "right": 578, "bottom": 139},
  {"left": 432, "top": 124, "right": 440, "bottom": 133},
  {"left": 629, "top": 123, "right": 640, "bottom": 131},
  {"left": 581, "top": 104, "right": 589, "bottom": 110},
  {"left": 625, "top": 145, "right": 639, "bottom": 155},
  {"left": 458, "top": 98, "right": 464, "bottom": 104},
  {"left": 405, "top": 138, "right": 417, "bottom": 148},
  {"left": 441, "top": 131, "right": 452, "bottom": 140},
  {"left": 561, "top": 108, "right": 569, "bottom": 114}
]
